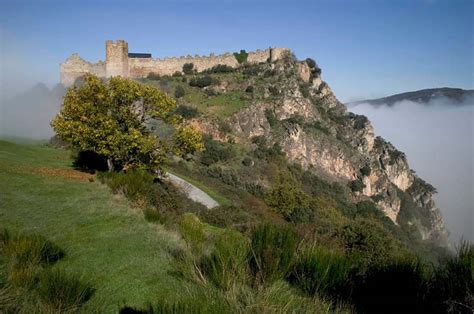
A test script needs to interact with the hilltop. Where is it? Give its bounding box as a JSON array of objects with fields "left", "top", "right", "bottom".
[{"left": 349, "top": 87, "right": 474, "bottom": 107}]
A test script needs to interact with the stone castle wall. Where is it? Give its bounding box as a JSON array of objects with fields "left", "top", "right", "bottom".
[{"left": 60, "top": 40, "right": 290, "bottom": 86}]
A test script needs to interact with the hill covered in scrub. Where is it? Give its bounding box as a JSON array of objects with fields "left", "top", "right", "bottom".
[
  {"left": 348, "top": 87, "right": 474, "bottom": 107},
  {"left": 3, "top": 50, "right": 473, "bottom": 313},
  {"left": 140, "top": 52, "right": 450, "bottom": 251}
]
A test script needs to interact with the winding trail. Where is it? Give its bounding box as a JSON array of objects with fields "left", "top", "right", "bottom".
[{"left": 164, "top": 172, "right": 219, "bottom": 209}]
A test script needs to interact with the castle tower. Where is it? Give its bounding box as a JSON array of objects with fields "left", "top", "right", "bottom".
[{"left": 105, "top": 40, "right": 129, "bottom": 78}]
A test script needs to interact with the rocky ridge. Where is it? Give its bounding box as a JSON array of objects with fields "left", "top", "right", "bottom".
[{"left": 192, "top": 52, "right": 449, "bottom": 246}]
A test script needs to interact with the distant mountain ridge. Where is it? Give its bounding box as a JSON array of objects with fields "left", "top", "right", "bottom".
[{"left": 349, "top": 87, "right": 474, "bottom": 107}]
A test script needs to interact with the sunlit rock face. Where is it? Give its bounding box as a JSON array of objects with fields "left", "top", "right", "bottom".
[{"left": 197, "top": 55, "right": 449, "bottom": 246}]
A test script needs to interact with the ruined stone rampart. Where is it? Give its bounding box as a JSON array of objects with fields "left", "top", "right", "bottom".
[{"left": 60, "top": 40, "right": 290, "bottom": 86}]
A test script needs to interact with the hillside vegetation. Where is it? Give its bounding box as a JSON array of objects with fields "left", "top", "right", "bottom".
[{"left": 1, "top": 51, "right": 473, "bottom": 313}]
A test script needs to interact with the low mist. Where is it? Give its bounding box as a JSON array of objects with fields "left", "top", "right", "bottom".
[
  {"left": 350, "top": 97, "right": 473, "bottom": 243},
  {"left": 0, "top": 84, "right": 64, "bottom": 140}
]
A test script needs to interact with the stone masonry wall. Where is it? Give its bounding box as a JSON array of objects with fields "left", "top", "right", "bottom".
[{"left": 60, "top": 40, "right": 290, "bottom": 86}]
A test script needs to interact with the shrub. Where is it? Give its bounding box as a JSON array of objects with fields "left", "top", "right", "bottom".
[
  {"left": 172, "top": 71, "right": 182, "bottom": 77},
  {"left": 266, "top": 173, "right": 311, "bottom": 221},
  {"left": 305, "top": 58, "right": 322, "bottom": 76},
  {"left": 174, "top": 85, "right": 185, "bottom": 98},
  {"left": 268, "top": 86, "right": 279, "bottom": 97},
  {"left": 299, "top": 83, "right": 310, "bottom": 98},
  {"left": 200, "top": 137, "right": 236, "bottom": 166},
  {"left": 339, "top": 218, "right": 409, "bottom": 267},
  {"left": 305, "top": 58, "right": 316, "bottom": 69},
  {"left": 426, "top": 241, "right": 474, "bottom": 313},
  {"left": 289, "top": 245, "right": 351, "bottom": 299},
  {"left": 146, "top": 72, "right": 160, "bottom": 80},
  {"left": 360, "top": 164, "right": 371, "bottom": 176},
  {"left": 264, "top": 109, "right": 278, "bottom": 127},
  {"left": 353, "top": 115, "right": 368, "bottom": 130},
  {"left": 245, "top": 85, "right": 254, "bottom": 93},
  {"left": 37, "top": 269, "right": 94, "bottom": 311},
  {"left": 98, "top": 171, "right": 155, "bottom": 204},
  {"left": 218, "top": 121, "right": 232, "bottom": 134},
  {"left": 200, "top": 230, "right": 248, "bottom": 290},
  {"left": 233, "top": 50, "right": 248, "bottom": 64},
  {"left": 174, "top": 105, "right": 199, "bottom": 119},
  {"left": 351, "top": 259, "right": 427, "bottom": 313},
  {"left": 182, "top": 63, "right": 194, "bottom": 75},
  {"left": 203, "top": 64, "right": 234, "bottom": 74},
  {"left": 349, "top": 179, "right": 365, "bottom": 192},
  {"left": 189, "top": 76, "right": 213, "bottom": 88},
  {"left": 248, "top": 224, "right": 299, "bottom": 285}
]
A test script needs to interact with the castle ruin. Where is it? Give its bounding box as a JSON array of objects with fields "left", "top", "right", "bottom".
[{"left": 60, "top": 40, "right": 290, "bottom": 86}]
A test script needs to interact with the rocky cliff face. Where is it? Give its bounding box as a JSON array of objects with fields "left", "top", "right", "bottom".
[{"left": 193, "top": 53, "right": 449, "bottom": 246}]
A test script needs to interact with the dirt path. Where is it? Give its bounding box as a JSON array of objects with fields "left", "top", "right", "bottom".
[{"left": 164, "top": 172, "right": 219, "bottom": 209}]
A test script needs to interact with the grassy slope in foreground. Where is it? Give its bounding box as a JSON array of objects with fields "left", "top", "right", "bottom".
[{"left": 0, "top": 140, "right": 193, "bottom": 312}]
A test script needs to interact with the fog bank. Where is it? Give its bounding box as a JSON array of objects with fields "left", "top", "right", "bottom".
[{"left": 350, "top": 97, "right": 473, "bottom": 242}]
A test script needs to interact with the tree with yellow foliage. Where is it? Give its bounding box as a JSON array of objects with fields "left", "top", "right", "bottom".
[{"left": 52, "top": 74, "right": 203, "bottom": 172}]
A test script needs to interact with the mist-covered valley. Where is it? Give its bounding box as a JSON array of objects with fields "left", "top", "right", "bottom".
[{"left": 349, "top": 96, "right": 473, "bottom": 243}]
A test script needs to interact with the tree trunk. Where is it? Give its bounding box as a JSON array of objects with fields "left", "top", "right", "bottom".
[{"left": 107, "top": 158, "right": 113, "bottom": 172}]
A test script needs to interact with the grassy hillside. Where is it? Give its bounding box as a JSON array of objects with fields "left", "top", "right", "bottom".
[{"left": 0, "top": 140, "right": 196, "bottom": 311}]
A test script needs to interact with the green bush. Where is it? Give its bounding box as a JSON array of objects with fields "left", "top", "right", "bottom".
[
  {"left": 146, "top": 72, "right": 160, "bottom": 80},
  {"left": 233, "top": 50, "right": 248, "bottom": 64},
  {"left": 200, "top": 137, "right": 236, "bottom": 166},
  {"left": 200, "top": 230, "right": 248, "bottom": 290},
  {"left": 182, "top": 63, "right": 194, "bottom": 75},
  {"left": 174, "top": 85, "right": 185, "bottom": 98},
  {"left": 174, "top": 105, "right": 199, "bottom": 119},
  {"left": 189, "top": 75, "right": 213, "bottom": 88},
  {"left": 37, "top": 269, "right": 94, "bottom": 311},
  {"left": 427, "top": 241, "right": 474, "bottom": 313},
  {"left": 202, "top": 64, "right": 234, "bottom": 74},
  {"left": 248, "top": 224, "right": 299, "bottom": 285},
  {"left": 98, "top": 171, "right": 155, "bottom": 203},
  {"left": 289, "top": 245, "right": 351, "bottom": 299},
  {"left": 360, "top": 164, "right": 371, "bottom": 176},
  {"left": 299, "top": 83, "right": 310, "bottom": 98},
  {"left": 172, "top": 71, "right": 182, "bottom": 77},
  {"left": 264, "top": 109, "right": 278, "bottom": 127},
  {"left": 265, "top": 173, "right": 311, "bottom": 221},
  {"left": 245, "top": 85, "right": 254, "bottom": 93},
  {"left": 349, "top": 179, "right": 365, "bottom": 192}
]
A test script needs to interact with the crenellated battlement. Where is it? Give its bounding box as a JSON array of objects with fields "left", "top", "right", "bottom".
[{"left": 60, "top": 40, "right": 290, "bottom": 86}]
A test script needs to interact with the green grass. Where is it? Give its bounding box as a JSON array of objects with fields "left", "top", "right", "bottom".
[
  {"left": 166, "top": 169, "right": 232, "bottom": 207},
  {"left": 0, "top": 140, "right": 198, "bottom": 312}
]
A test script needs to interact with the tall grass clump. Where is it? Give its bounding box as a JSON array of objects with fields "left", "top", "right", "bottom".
[
  {"left": 2, "top": 231, "right": 65, "bottom": 287},
  {"left": 288, "top": 245, "right": 351, "bottom": 299},
  {"left": 351, "top": 258, "right": 427, "bottom": 313},
  {"left": 37, "top": 268, "right": 95, "bottom": 311},
  {"left": 426, "top": 241, "right": 474, "bottom": 313},
  {"left": 248, "top": 224, "right": 299, "bottom": 285},
  {"left": 200, "top": 230, "right": 248, "bottom": 290},
  {"left": 98, "top": 171, "right": 155, "bottom": 204}
]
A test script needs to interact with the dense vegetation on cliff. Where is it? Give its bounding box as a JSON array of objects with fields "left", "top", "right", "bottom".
[{"left": 1, "top": 52, "right": 472, "bottom": 313}]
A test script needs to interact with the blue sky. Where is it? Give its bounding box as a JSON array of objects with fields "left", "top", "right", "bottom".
[{"left": 1, "top": 0, "right": 472, "bottom": 102}]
